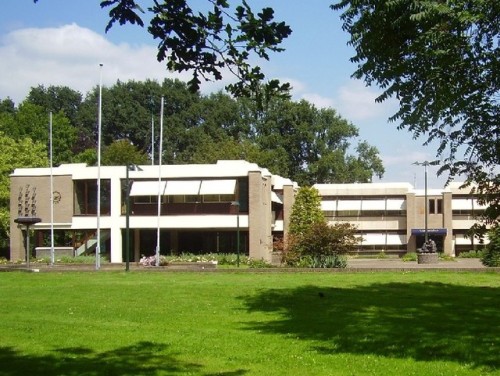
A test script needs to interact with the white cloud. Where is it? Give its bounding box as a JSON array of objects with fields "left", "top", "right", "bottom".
[
  {"left": 0, "top": 24, "right": 231, "bottom": 104},
  {"left": 299, "top": 93, "right": 335, "bottom": 109},
  {"left": 335, "top": 80, "right": 397, "bottom": 121}
]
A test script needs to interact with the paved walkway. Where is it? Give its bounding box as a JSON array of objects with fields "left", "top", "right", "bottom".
[
  {"left": 1, "top": 258, "right": 497, "bottom": 272},
  {"left": 346, "top": 257, "right": 492, "bottom": 271}
]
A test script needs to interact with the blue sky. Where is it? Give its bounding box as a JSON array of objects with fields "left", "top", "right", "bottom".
[{"left": 0, "top": 0, "right": 449, "bottom": 187}]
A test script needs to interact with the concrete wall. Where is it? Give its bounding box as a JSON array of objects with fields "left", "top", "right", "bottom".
[{"left": 10, "top": 174, "right": 73, "bottom": 261}]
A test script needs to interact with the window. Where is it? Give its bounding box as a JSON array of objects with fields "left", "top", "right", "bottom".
[
  {"left": 134, "top": 195, "right": 160, "bottom": 204},
  {"left": 428, "top": 198, "right": 443, "bottom": 214},
  {"left": 429, "top": 199, "right": 435, "bottom": 214},
  {"left": 203, "top": 194, "right": 235, "bottom": 203},
  {"left": 74, "top": 179, "right": 111, "bottom": 215},
  {"left": 437, "top": 199, "right": 443, "bottom": 214}
]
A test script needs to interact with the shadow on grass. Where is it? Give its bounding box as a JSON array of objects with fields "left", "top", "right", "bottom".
[
  {"left": 0, "top": 341, "right": 247, "bottom": 375},
  {"left": 239, "top": 282, "right": 499, "bottom": 371}
]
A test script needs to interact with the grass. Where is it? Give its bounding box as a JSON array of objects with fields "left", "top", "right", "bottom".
[{"left": 0, "top": 271, "right": 499, "bottom": 375}]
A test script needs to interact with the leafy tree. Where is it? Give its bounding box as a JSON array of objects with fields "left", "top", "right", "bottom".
[
  {"left": 26, "top": 85, "right": 83, "bottom": 125},
  {"left": 346, "top": 141, "right": 385, "bottom": 183},
  {"left": 481, "top": 225, "right": 500, "bottom": 267},
  {"left": 289, "top": 186, "right": 325, "bottom": 236},
  {"left": 0, "top": 103, "right": 77, "bottom": 166},
  {"left": 299, "top": 221, "right": 358, "bottom": 257},
  {"left": 78, "top": 79, "right": 203, "bottom": 163},
  {"left": 332, "top": 0, "right": 500, "bottom": 224},
  {"left": 73, "top": 148, "right": 98, "bottom": 166},
  {"left": 281, "top": 186, "right": 357, "bottom": 267},
  {"left": 102, "top": 139, "right": 150, "bottom": 166},
  {"left": 240, "top": 96, "right": 384, "bottom": 185},
  {"left": 0, "top": 98, "right": 15, "bottom": 115},
  {"left": 0, "top": 133, "right": 48, "bottom": 247},
  {"left": 34, "top": 0, "right": 292, "bottom": 100}
]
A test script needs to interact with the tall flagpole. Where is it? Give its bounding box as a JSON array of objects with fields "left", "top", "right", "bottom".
[
  {"left": 151, "top": 115, "right": 155, "bottom": 165},
  {"left": 96, "top": 63, "right": 103, "bottom": 270},
  {"left": 49, "top": 112, "right": 54, "bottom": 266},
  {"left": 155, "top": 97, "right": 164, "bottom": 267}
]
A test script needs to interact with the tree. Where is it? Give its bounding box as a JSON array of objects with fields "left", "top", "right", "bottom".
[
  {"left": 102, "top": 139, "right": 150, "bottom": 166},
  {"left": 34, "top": 0, "right": 292, "bottom": 100},
  {"left": 78, "top": 79, "right": 203, "bottom": 163},
  {"left": 281, "top": 186, "right": 357, "bottom": 268},
  {"left": 240, "top": 96, "right": 384, "bottom": 185},
  {"left": 332, "top": 0, "right": 500, "bottom": 224},
  {"left": 0, "top": 98, "right": 15, "bottom": 115},
  {"left": 481, "top": 226, "right": 500, "bottom": 267},
  {"left": 0, "top": 133, "right": 48, "bottom": 248},
  {"left": 289, "top": 187, "right": 325, "bottom": 236},
  {"left": 26, "top": 85, "right": 83, "bottom": 125},
  {"left": 0, "top": 102, "right": 77, "bottom": 166}
]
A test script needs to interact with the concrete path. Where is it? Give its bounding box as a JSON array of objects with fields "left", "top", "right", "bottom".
[
  {"left": 1, "top": 258, "right": 498, "bottom": 272},
  {"left": 346, "top": 257, "right": 492, "bottom": 271}
]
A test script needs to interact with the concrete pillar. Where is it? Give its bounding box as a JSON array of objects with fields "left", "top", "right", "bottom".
[
  {"left": 248, "top": 171, "right": 273, "bottom": 261},
  {"left": 282, "top": 184, "right": 295, "bottom": 239},
  {"left": 406, "top": 192, "right": 417, "bottom": 253},
  {"left": 442, "top": 191, "right": 454, "bottom": 256}
]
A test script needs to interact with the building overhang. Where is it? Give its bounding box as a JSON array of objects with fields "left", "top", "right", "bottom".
[{"left": 411, "top": 228, "right": 448, "bottom": 236}]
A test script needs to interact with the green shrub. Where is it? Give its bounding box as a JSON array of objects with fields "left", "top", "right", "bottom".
[
  {"left": 32, "top": 255, "right": 108, "bottom": 264},
  {"left": 298, "top": 254, "right": 347, "bottom": 268},
  {"left": 481, "top": 226, "right": 500, "bottom": 267},
  {"left": 457, "top": 250, "right": 485, "bottom": 258},
  {"left": 0, "top": 257, "right": 8, "bottom": 265},
  {"left": 247, "top": 258, "right": 274, "bottom": 268},
  {"left": 376, "top": 251, "right": 388, "bottom": 259},
  {"left": 401, "top": 252, "right": 417, "bottom": 262},
  {"left": 439, "top": 254, "right": 456, "bottom": 262},
  {"left": 162, "top": 253, "right": 249, "bottom": 266}
]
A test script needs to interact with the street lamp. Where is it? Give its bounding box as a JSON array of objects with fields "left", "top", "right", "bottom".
[
  {"left": 231, "top": 201, "right": 240, "bottom": 267},
  {"left": 125, "top": 164, "right": 143, "bottom": 271},
  {"left": 413, "top": 161, "right": 439, "bottom": 246}
]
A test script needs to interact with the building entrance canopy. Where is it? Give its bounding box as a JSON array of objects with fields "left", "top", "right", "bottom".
[{"left": 411, "top": 228, "right": 447, "bottom": 235}]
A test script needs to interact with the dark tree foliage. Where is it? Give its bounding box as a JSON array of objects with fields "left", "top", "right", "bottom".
[
  {"left": 26, "top": 85, "right": 83, "bottom": 125},
  {"left": 0, "top": 98, "right": 16, "bottom": 115},
  {"left": 332, "top": 0, "right": 500, "bottom": 225}
]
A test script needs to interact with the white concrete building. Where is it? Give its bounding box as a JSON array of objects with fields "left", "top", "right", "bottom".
[
  {"left": 10, "top": 160, "right": 296, "bottom": 263},
  {"left": 314, "top": 182, "right": 488, "bottom": 256},
  {"left": 10, "top": 159, "right": 487, "bottom": 262}
]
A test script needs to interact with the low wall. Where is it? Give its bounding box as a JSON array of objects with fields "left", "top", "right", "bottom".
[{"left": 35, "top": 247, "right": 74, "bottom": 258}]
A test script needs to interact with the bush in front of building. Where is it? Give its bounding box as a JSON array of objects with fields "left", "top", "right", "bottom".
[
  {"left": 401, "top": 252, "right": 417, "bottom": 262},
  {"left": 457, "top": 250, "right": 485, "bottom": 259},
  {"left": 279, "top": 221, "right": 357, "bottom": 268},
  {"left": 279, "top": 186, "right": 358, "bottom": 268},
  {"left": 481, "top": 226, "right": 500, "bottom": 267},
  {"left": 33, "top": 255, "right": 109, "bottom": 264}
]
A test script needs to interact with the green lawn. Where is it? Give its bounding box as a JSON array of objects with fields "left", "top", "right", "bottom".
[{"left": 0, "top": 271, "right": 498, "bottom": 375}]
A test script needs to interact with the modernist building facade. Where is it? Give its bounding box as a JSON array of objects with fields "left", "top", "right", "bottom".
[
  {"left": 10, "top": 160, "right": 296, "bottom": 263},
  {"left": 10, "top": 159, "right": 487, "bottom": 262},
  {"left": 314, "top": 182, "right": 488, "bottom": 256}
]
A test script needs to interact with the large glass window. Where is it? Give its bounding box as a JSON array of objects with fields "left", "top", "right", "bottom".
[{"left": 74, "top": 179, "right": 111, "bottom": 215}]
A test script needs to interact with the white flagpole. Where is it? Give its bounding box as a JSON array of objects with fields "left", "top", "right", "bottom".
[
  {"left": 96, "top": 63, "right": 103, "bottom": 270},
  {"left": 155, "top": 96, "right": 164, "bottom": 267},
  {"left": 151, "top": 115, "right": 155, "bottom": 166},
  {"left": 49, "top": 112, "right": 54, "bottom": 266}
]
